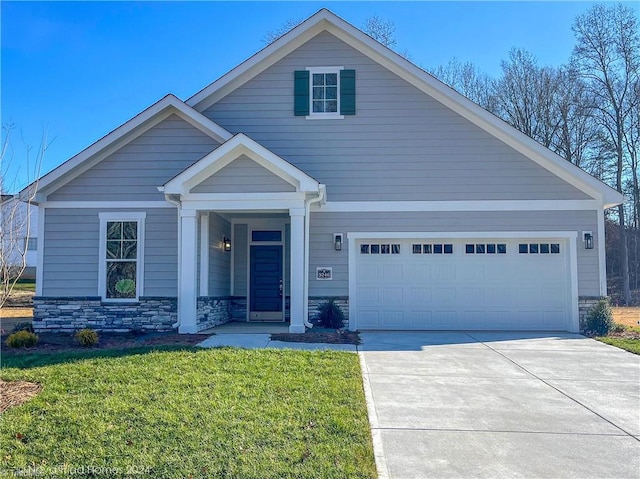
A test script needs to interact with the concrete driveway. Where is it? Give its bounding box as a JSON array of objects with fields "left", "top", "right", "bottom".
[{"left": 359, "top": 332, "right": 640, "bottom": 479}]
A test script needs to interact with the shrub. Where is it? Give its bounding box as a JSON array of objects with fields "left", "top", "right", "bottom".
[
  {"left": 75, "top": 328, "right": 99, "bottom": 347},
  {"left": 585, "top": 299, "right": 614, "bottom": 336},
  {"left": 6, "top": 330, "right": 39, "bottom": 348},
  {"left": 316, "top": 299, "right": 346, "bottom": 329},
  {"left": 12, "top": 322, "right": 34, "bottom": 334}
]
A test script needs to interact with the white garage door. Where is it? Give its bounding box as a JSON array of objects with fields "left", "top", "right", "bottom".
[{"left": 355, "top": 238, "right": 571, "bottom": 331}]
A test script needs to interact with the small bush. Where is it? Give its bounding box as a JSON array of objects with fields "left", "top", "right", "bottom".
[
  {"left": 585, "top": 299, "right": 614, "bottom": 336},
  {"left": 12, "top": 322, "right": 34, "bottom": 334},
  {"left": 316, "top": 299, "right": 346, "bottom": 329},
  {"left": 75, "top": 328, "right": 99, "bottom": 347},
  {"left": 5, "top": 330, "right": 39, "bottom": 348}
]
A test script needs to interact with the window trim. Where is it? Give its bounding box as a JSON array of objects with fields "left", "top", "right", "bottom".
[
  {"left": 305, "top": 66, "right": 344, "bottom": 120},
  {"left": 98, "top": 212, "right": 146, "bottom": 302}
]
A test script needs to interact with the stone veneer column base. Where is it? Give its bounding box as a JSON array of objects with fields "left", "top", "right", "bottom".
[{"left": 33, "top": 297, "right": 177, "bottom": 333}]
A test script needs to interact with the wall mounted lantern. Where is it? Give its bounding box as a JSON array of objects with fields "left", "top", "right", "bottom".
[
  {"left": 223, "top": 236, "right": 232, "bottom": 252},
  {"left": 333, "top": 233, "right": 343, "bottom": 251},
  {"left": 583, "top": 231, "right": 594, "bottom": 250}
]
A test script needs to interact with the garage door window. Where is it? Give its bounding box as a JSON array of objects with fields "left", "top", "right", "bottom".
[
  {"left": 465, "top": 243, "right": 507, "bottom": 254},
  {"left": 519, "top": 243, "right": 561, "bottom": 254},
  {"left": 360, "top": 243, "right": 400, "bottom": 254},
  {"left": 412, "top": 243, "right": 453, "bottom": 254}
]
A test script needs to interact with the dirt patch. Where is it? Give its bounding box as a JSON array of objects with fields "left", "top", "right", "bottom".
[
  {"left": 1, "top": 331, "right": 211, "bottom": 356},
  {"left": 612, "top": 307, "right": 640, "bottom": 328},
  {"left": 271, "top": 330, "right": 360, "bottom": 345},
  {"left": 0, "top": 379, "right": 42, "bottom": 413},
  {"left": 3, "top": 290, "right": 34, "bottom": 309}
]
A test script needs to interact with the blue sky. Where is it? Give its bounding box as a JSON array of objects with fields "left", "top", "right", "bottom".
[{"left": 2, "top": 1, "right": 638, "bottom": 191}]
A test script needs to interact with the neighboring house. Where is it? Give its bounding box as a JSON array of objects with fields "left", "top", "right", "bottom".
[
  {"left": 24, "top": 10, "right": 623, "bottom": 334},
  {"left": 1, "top": 194, "right": 38, "bottom": 280}
]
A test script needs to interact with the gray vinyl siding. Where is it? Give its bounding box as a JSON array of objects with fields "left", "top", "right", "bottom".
[
  {"left": 191, "top": 155, "right": 295, "bottom": 193},
  {"left": 208, "top": 213, "right": 231, "bottom": 295},
  {"left": 233, "top": 223, "right": 248, "bottom": 295},
  {"left": 308, "top": 210, "right": 600, "bottom": 297},
  {"left": 204, "top": 32, "right": 591, "bottom": 202},
  {"left": 48, "top": 115, "right": 219, "bottom": 201},
  {"left": 42, "top": 208, "right": 178, "bottom": 297}
]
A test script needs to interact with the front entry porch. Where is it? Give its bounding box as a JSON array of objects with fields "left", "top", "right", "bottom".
[
  {"left": 179, "top": 209, "right": 307, "bottom": 334},
  {"left": 159, "top": 133, "right": 324, "bottom": 334}
]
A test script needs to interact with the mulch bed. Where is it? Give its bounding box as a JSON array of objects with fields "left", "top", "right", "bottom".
[
  {"left": 271, "top": 330, "right": 360, "bottom": 345},
  {"left": 1, "top": 331, "right": 211, "bottom": 355},
  {"left": 0, "top": 379, "right": 42, "bottom": 413}
]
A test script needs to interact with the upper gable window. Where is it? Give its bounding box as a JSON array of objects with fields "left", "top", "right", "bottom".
[
  {"left": 294, "top": 68, "right": 356, "bottom": 119},
  {"left": 312, "top": 71, "right": 339, "bottom": 114}
]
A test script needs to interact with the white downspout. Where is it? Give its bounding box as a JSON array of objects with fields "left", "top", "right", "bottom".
[
  {"left": 303, "top": 185, "right": 326, "bottom": 328},
  {"left": 162, "top": 189, "right": 182, "bottom": 330}
]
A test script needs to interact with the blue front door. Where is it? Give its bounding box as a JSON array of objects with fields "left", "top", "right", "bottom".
[{"left": 249, "top": 245, "right": 283, "bottom": 321}]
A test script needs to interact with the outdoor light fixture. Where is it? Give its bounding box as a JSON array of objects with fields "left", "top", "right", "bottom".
[
  {"left": 223, "top": 236, "right": 231, "bottom": 252},
  {"left": 583, "top": 231, "right": 594, "bottom": 250},
  {"left": 333, "top": 233, "right": 343, "bottom": 251}
]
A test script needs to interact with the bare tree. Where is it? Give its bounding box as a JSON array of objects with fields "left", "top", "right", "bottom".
[
  {"left": 553, "top": 67, "right": 602, "bottom": 170},
  {"left": 493, "top": 48, "right": 563, "bottom": 148},
  {"left": 0, "top": 124, "right": 46, "bottom": 308},
  {"left": 430, "top": 58, "right": 497, "bottom": 111},
  {"left": 363, "top": 15, "right": 396, "bottom": 49},
  {"left": 572, "top": 3, "right": 640, "bottom": 305},
  {"left": 262, "top": 18, "right": 304, "bottom": 45}
]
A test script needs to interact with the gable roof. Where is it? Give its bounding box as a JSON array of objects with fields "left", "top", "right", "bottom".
[
  {"left": 26, "top": 94, "right": 232, "bottom": 202},
  {"left": 162, "top": 133, "right": 320, "bottom": 195},
  {"left": 187, "top": 8, "right": 623, "bottom": 209}
]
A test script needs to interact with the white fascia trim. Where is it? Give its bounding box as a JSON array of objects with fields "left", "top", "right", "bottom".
[
  {"left": 347, "top": 231, "right": 578, "bottom": 240},
  {"left": 163, "top": 133, "right": 319, "bottom": 195},
  {"left": 30, "top": 95, "right": 231, "bottom": 202},
  {"left": 98, "top": 212, "right": 146, "bottom": 302},
  {"left": 41, "top": 201, "right": 175, "bottom": 209},
  {"left": 186, "top": 8, "right": 621, "bottom": 206},
  {"left": 313, "top": 200, "right": 602, "bottom": 213},
  {"left": 182, "top": 198, "right": 305, "bottom": 212}
]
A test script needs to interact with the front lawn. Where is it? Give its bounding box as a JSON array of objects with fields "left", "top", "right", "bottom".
[
  {"left": 0, "top": 347, "right": 376, "bottom": 478},
  {"left": 597, "top": 337, "right": 640, "bottom": 355}
]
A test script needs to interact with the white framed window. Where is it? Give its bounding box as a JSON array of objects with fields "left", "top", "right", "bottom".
[
  {"left": 306, "top": 66, "right": 344, "bottom": 119},
  {"left": 98, "top": 212, "right": 146, "bottom": 301}
]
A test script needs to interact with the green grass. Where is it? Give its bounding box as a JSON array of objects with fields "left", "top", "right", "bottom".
[
  {"left": 8, "top": 279, "right": 35, "bottom": 292},
  {"left": 1, "top": 347, "right": 376, "bottom": 478},
  {"left": 597, "top": 337, "right": 640, "bottom": 355}
]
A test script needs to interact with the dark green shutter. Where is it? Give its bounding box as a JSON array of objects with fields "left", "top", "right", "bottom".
[
  {"left": 340, "top": 69, "right": 356, "bottom": 115},
  {"left": 294, "top": 70, "right": 310, "bottom": 116}
]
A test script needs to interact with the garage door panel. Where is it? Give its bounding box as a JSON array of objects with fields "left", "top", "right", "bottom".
[
  {"left": 383, "top": 287, "right": 404, "bottom": 305},
  {"left": 355, "top": 238, "right": 571, "bottom": 331},
  {"left": 433, "top": 288, "right": 456, "bottom": 305},
  {"left": 408, "top": 287, "right": 432, "bottom": 303},
  {"left": 358, "top": 287, "right": 380, "bottom": 304},
  {"left": 383, "top": 264, "right": 403, "bottom": 282},
  {"left": 407, "top": 264, "right": 431, "bottom": 281},
  {"left": 358, "top": 264, "right": 380, "bottom": 281},
  {"left": 433, "top": 264, "right": 456, "bottom": 281}
]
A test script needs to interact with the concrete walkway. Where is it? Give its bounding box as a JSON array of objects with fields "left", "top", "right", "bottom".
[
  {"left": 359, "top": 331, "right": 640, "bottom": 479},
  {"left": 197, "top": 333, "right": 357, "bottom": 351}
]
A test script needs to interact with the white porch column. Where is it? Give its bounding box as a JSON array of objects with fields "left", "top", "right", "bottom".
[
  {"left": 199, "top": 212, "right": 209, "bottom": 297},
  {"left": 179, "top": 209, "right": 198, "bottom": 334},
  {"left": 289, "top": 208, "right": 306, "bottom": 333}
]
